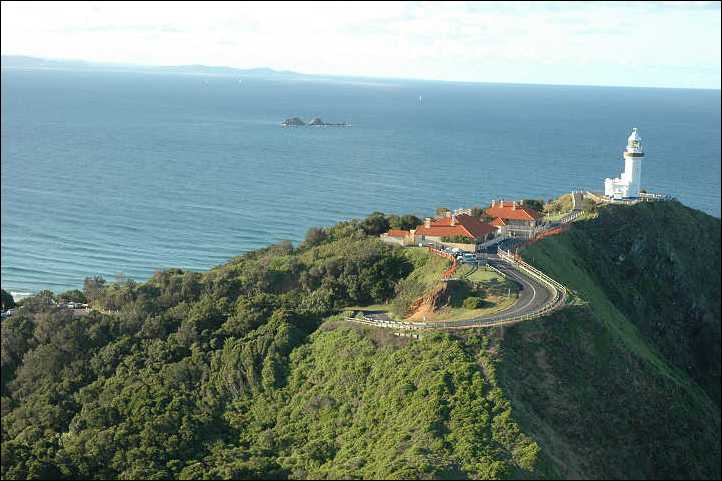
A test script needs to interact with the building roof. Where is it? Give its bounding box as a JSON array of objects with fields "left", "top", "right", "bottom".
[
  {"left": 490, "top": 217, "right": 507, "bottom": 227},
  {"left": 413, "top": 214, "right": 495, "bottom": 240},
  {"left": 485, "top": 201, "right": 541, "bottom": 221},
  {"left": 384, "top": 229, "right": 410, "bottom": 238}
]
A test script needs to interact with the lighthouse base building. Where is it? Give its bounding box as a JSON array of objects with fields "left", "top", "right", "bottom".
[{"left": 605, "top": 128, "right": 644, "bottom": 199}]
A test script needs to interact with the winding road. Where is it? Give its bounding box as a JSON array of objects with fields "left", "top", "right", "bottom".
[
  {"left": 351, "top": 192, "right": 584, "bottom": 331},
  {"left": 348, "top": 252, "right": 566, "bottom": 331}
]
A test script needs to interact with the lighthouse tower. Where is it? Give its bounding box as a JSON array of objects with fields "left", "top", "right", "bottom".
[{"left": 604, "top": 128, "right": 644, "bottom": 199}]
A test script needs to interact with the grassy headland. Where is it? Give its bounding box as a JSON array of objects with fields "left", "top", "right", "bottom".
[{"left": 1, "top": 200, "right": 719, "bottom": 479}]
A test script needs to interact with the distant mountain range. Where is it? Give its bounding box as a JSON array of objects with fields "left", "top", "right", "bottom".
[{"left": 0, "top": 55, "right": 309, "bottom": 80}]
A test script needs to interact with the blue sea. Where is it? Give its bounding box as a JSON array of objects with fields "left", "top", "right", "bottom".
[{"left": 2, "top": 68, "right": 720, "bottom": 295}]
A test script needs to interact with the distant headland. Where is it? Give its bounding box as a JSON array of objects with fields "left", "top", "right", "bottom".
[{"left": 281, "top": 117, "right": 350, "bottom": 127}]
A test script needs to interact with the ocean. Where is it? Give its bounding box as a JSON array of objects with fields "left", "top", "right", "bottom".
[{"left": 1, "top": 68, "right": 720, "bottom": 295}]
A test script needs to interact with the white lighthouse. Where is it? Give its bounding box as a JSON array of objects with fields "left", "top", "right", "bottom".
[{"left": 605, "top": 128, "right": 644, "bottom": 199}]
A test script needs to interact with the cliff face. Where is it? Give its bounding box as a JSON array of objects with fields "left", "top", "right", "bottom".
[
  {"left": 499, "top": 201, "right": 721, "bottom": 479},
  {"left": 525, "top": 201, "right": 720, "bottom": 405}
]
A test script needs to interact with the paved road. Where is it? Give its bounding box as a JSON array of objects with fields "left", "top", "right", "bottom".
[
  {"left": 348, "top": 253, "right": 562, "bottom": 331},
  {"left": 425, "top": 255, "right": 555, "bottom": 329}
]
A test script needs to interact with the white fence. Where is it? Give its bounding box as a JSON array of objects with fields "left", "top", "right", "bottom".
[
  {"left": 558, "top": 210, "right": 582, "bottom": 224},
  {"left": 346, "top": 316, "right": 429, "bottom": 330},
  {"left": 497, "top": 249, "right": 568, "bottom": 295}
]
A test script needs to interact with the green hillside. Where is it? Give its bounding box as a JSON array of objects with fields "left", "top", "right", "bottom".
[
  {"left": 503, "top": 200, "right": 721, "bottom": 479},
  {"left": 1, "top": 202, "right": 719, "bottom": 479}
]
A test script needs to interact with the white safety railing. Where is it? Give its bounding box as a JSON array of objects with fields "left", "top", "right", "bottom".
[
  {"left": 346, "top": 316, "right": 430, "bottom": 330},
  {"left": 498, "top": 248, "right": 568, "bottom": 295},
  {"left": 485, "top": 263, "right": 508, "bottom": 279},
  {"left": 559, "top": 210, "right": 582, "bottom": 224}
]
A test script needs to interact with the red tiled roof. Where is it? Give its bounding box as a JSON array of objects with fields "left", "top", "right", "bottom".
[
  {"left": 485, "top": 201, "right": 541, "bottom": 221},
  {"left": 414, "top": 225, "right": 470, "bottom": 237},
  {"left": 384, "top": 229, "right": 410, "bottom": 238},
  {"left": 431, "top": 216, "right": 454, "bottom": 226},
  {"left": 413, "top": 214, "right": 494, "bottom": 240},
  {"left": 491, "top": 217, "right": 507, "bottom": 227}
]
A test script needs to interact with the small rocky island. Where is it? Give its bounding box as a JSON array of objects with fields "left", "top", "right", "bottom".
[{"left": 281, "top": 117, "right": 350, "bottom": 127}]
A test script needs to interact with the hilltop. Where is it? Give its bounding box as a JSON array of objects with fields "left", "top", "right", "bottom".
[{"left": 1, "top": 199, "right": 719, "bottom": 479}]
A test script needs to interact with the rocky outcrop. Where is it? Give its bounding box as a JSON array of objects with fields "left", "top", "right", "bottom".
[
  {"left": 281, "top": 117, "right": 350, "bottom": 127},
  {"left": 281, "top": 117, "right": 305, "bottom": 127}
]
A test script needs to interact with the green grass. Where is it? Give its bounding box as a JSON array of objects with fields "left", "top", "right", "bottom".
[
  {"left": 541, "top": 211, "right": 568, "bottom": 222},
  {"left": 490, "top": 202, "right": 721, "bottom": 479},
  {"left": 401, "top": 247, "right": 450, "bottom": 287},
  {"left": 433, "top": 292, "right": 519, "bottom": 321},
  {"left": 523, "top": 232, "right": 678, "bottom": 379},
  {"left": 542, "top": 193, "right": 573, "bottom": 219},
  {"left": 522, "top": 207, "right": 717, "bottom": 398},
  {"left": 460, "top": 265, "right": 504, "bottom": 283},
  {"left": 413, "top": 265, "right": 520, "bottom": 322}
]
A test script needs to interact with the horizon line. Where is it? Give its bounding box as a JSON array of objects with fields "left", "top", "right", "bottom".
[{"left": 2, "top": 53, "right": 721, "bottom": 91}]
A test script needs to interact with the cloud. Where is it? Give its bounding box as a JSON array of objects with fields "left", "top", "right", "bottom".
[{"left": 1, "top": 1, "right": 720, "bottom": 88}]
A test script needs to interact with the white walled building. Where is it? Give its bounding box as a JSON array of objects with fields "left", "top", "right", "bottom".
[{"left": 605, "top": 128, "right": 644, "bottom": 199}]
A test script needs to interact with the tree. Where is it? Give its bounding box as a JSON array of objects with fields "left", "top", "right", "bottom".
[
  {"left": 1, "top": 289, "right": 15, "bottom": 310},
  {"left": 393, "top": 214, "right": 422, "bottom": 230},
  {"left": 83, "top": 276, "right": 106, "bottom": 303},
  {"left": 522, "top": 199, "right": 544, "bottom": 212},
  {"left": 463, "top": 297, "right": 484, "bottom": 309},
  {"left": 21, "top": 290, "right": 56, "bottom": 312},
  {"left": 435, "top": 207, "right": 450, "bottom": 217},
  {"left": 360, "top": 212, "right": 389, "bottom": 236},
  {"left": 302, "top": 227, "right": 328, "bottom": 249},
  {"left": 58, "top": 289, "right": 86, "bottom": 304}
]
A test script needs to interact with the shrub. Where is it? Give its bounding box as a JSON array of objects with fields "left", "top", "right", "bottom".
[
  {"left": 302, "top": 227, "right": 329, "bottom": 248},
  {"left": 522, "top": 199, "right": 544, "bottom": 212},
  {"left": 1, "top": 289, "right": 15, "bottom": 309},
  {"left": 58, "top": 289, "right": 87, "bottom": 304},
  {"left": 463, "top": 296, "right": 484, "bottom": 309},
  {"left": 360, "top": 212, "right": 390, "bottom": 236},
  {"left": 388, "top": 214, "right": 422, "bottom": 231}
]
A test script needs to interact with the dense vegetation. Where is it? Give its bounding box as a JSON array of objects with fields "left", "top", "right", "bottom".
[
  {"left": 1, "top": 201, "right": 720, "bottom": 479},
  {"left": 1, "top": 289, "right": 15, "bottom": 310}
]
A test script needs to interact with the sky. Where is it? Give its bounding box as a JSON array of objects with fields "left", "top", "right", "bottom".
[{"left": 1, "top": 1, "right": 720, "bottom": 89}]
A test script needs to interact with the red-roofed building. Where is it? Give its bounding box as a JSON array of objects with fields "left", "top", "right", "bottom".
[
  {"left": 490, "top": 217, "right": 507, "bottom": 228},
  {"left": 385, "top": 229, "right": 410, "bottom": 238},
  {"left": 381, "top": 213, "right": 495, "bottom": 250},
  {"left": 485, "top": 200, "right": 542, "bottom": 238},
  {"left": 379, "top": 229, "right": 412, "bottom": 246},
  {"left": 410, "top": 212, "right": 494, "bottom": 247}
]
